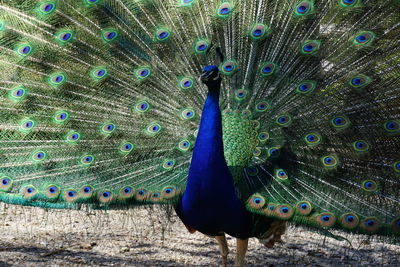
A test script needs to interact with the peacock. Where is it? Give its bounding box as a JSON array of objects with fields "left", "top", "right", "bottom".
[{"left": 0, "top": 0, "right": 399, "bottom": 266}]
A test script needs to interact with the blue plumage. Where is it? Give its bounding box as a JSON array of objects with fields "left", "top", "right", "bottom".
[{"left": 176, "top": 66, "right": 254, "bottom": 238}]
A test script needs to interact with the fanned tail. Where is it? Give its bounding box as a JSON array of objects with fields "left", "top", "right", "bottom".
[{"left": 0, "top": 0, "right": 399, "bottom": 241}]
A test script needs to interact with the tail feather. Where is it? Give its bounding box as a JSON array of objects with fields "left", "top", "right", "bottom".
[{"left": 0, "top": 0, "right": 399, "bottom": 239}]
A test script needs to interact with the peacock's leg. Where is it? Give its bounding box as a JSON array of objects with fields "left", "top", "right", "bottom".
[
  {"left": 215, "top": 234, "right": 229, "bottom": 267},
  {"left": 235, "top": 238, "right": 249, "bottom": 267}
]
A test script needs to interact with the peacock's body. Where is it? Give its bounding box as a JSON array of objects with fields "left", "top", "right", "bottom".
[{"left": 0, "top": 0, "right": 399, "bottom": 265}]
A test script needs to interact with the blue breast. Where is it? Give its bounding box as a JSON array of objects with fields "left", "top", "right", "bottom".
[{"left": 175, "top": 69, "right": 254, "bottom": 238}]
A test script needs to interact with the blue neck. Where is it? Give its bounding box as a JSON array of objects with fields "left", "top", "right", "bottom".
[
  {"left": 192, "top": 85, "right": 224, "bottom": 167},
  {"left": 183, "top": 81, "right": 236, "bottom": 205}
]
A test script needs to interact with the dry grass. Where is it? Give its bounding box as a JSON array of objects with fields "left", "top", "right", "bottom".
[{"left": 0, "top": 204, "right": 399, "bottom": 266}]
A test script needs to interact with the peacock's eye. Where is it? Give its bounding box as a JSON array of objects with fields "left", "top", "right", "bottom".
[
  {"left": 263, "top": 66, "right": 271, "bottom": 73},
  {"left": 322, "top": 215, "right": 330, "bottom": 221},
  {"left": 366, "top": 219, "right": 375, "bottom": 227},
  {"left": 140, "top": 70, "right": 148, "bottom": 76},
  {"left": 346, "top": 215, "right": 354, "bottom": 223},
  {"left": 304, "top": 45, "right": 313, "bottom": 51},
  {"left": 253, "top": 29, "right": 262, "bottom": 36},
  {"left": 21, "top": 46, "right": 31, "bottom": 54},
  {"left": 61, "top": 33, "right": 71, "bottom": 41},
  {"left": 159, "top": 32, "right": 168, "bottom": 39},
  {"left": 43, "top": 4, "right": 53, "bottom": 12},
  {"left": 105, "top": 31, "right": 116, "bottom": 40},
  {"left": 224, "top": 65, "right": 233, "bottom": 71},
  {"left": 280, "top": 207, "right": 289, "bottom": 213},
  {"left": 351, "top": 78, "right": 361, "bottom": 86},
  {"left": 297, "top": 5, "right": 308, "bottom": 13},
  {"left": 220, "top": 7, "right": 230, "bottom": 15}
]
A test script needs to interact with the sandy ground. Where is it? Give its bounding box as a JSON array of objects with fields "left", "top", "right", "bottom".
[{"left": 0, "top": 204, "right": 399, "bottom": 267}]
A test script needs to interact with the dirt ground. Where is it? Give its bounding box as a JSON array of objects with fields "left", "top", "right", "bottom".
[{"left": 0, "top": 204, "right": 399, "bottom": 266}]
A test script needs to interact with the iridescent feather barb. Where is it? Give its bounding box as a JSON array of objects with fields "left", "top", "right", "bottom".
[{"left": 0, "top": 0, "right": 399, "bottom": 250}]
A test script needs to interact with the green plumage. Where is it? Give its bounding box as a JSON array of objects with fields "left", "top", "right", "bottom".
[{"left": 0, "top": 0, "right": 399, "bottom": 242}]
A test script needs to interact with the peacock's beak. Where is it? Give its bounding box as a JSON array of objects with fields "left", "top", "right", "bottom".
[
  {"left": 200, "top": 71, "right": 213, "bottom": 82},
  {"left": 200, "top": 70, "right": 221, "bottom": 83}
]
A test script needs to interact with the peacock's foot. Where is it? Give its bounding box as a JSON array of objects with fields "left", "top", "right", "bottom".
[
  {"left": 215, "top": 234, "right": 229, "bottom": 267},
  {"left": 235, "top": 238, "right": 249, "bottom": 267}
]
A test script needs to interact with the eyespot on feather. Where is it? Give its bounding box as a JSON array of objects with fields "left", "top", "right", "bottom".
[
  {"left": 145, "top": 122, "right": 162, "bottom": 136},
  {"left": 162, "top": 160, "right": 176, "bottom": 170},
  {"left": 23, "top": 185, "right": 38, "bottom": 199},
  {"left": 321, "top": 155, "right": 339, "bottom": 169},
  {"left": 296, "top": 201, "right": 312, "bottom": 216},
  {"left": 249, "top": 23, "right": 269, "bottom": 40},
  {"left": 101, "top": 28, "right": 119, "bottom": 42},
  {"left": 260, "top": 62, "right": 278, "bottom": 77},
  {"left": 31, "top": 150, "right": 47, "bottom": 162},
  {"left": 216, "top": 2, "right": 234, "bottom": 18},
  {"left": 276, "top": 114, "right": 292, "bottom": 127},
  {"left": 79, "top": 185, "right": 94, "bottom": 199},
  {"left": 8, "top": 86, "right": 27, "bottom": 102},
  {"left": 304, "top": 132, "right": 322, "bottom": 146},
  {"left": 19, "top": 118, "right": 36, "bottom": 133},
  {"left": 45, "top": 184, "right": 60, "bottom": 199},
  {"left": 150, "top": 191, "right": 162, "bottom": 203},
  {"left": 15, "top": 43, "right": 33, "bottom": 58},
  {"left": 294, "top": 1, "right": 315, "bottom": 17},
  {"left": 275, "top": 204, "right": 294, "bottom": 220},
  {"left": 119, "top": 186, "right": 135, "bottom": 199},
  {"left": 119, "top": 141, "right": 135, "bottom": 155},
  {"left": 361, "top": 179, "right": 378, "bottom": 192},
  {"left": 331, "top": 115, "right": 351, "bottom": 130},
  {"left": 161, "top": 186, "right": 177, "bottom": 199},
  {"left": 315, "top": 212, "right": 336, "bottom": 228},
  {"left": 0, "top": 175, "right": 13, "bottom": 192},
  {"left": 98, "top": 190, "right": 113, "bottom": 203},
  {"left": 263, "top": 202, "right": 277, "bottom": 216},
  {"left": 135, "top": 188, "right": 149, "bottom": 201},
  {"left": 193, "top": 39, "right": 210, "bottom": 54},
  {"left": 339, "top": 213, "right": 360, "bottom": 229},
  {"left": 360, "top": 217, "right": 381, "bottom": 233},
  {"left": 79, "top": 154, "right": 95, "bottom": 166},
  {"left": 300, "top": 40, "right": 321, "bottom": 55},
  {"left": 37, "top": 1, "right": 57, "bottom": 15},
  {"left": 63, "top": 189, "right": 79, "bottom": 202},
  {"left": 247, "top": 194, "right": 266, "bottom": 210}
]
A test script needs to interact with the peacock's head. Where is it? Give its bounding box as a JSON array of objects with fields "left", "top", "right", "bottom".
[{"left": 200, "top": 65, "right": 222, "bottom": 89}]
